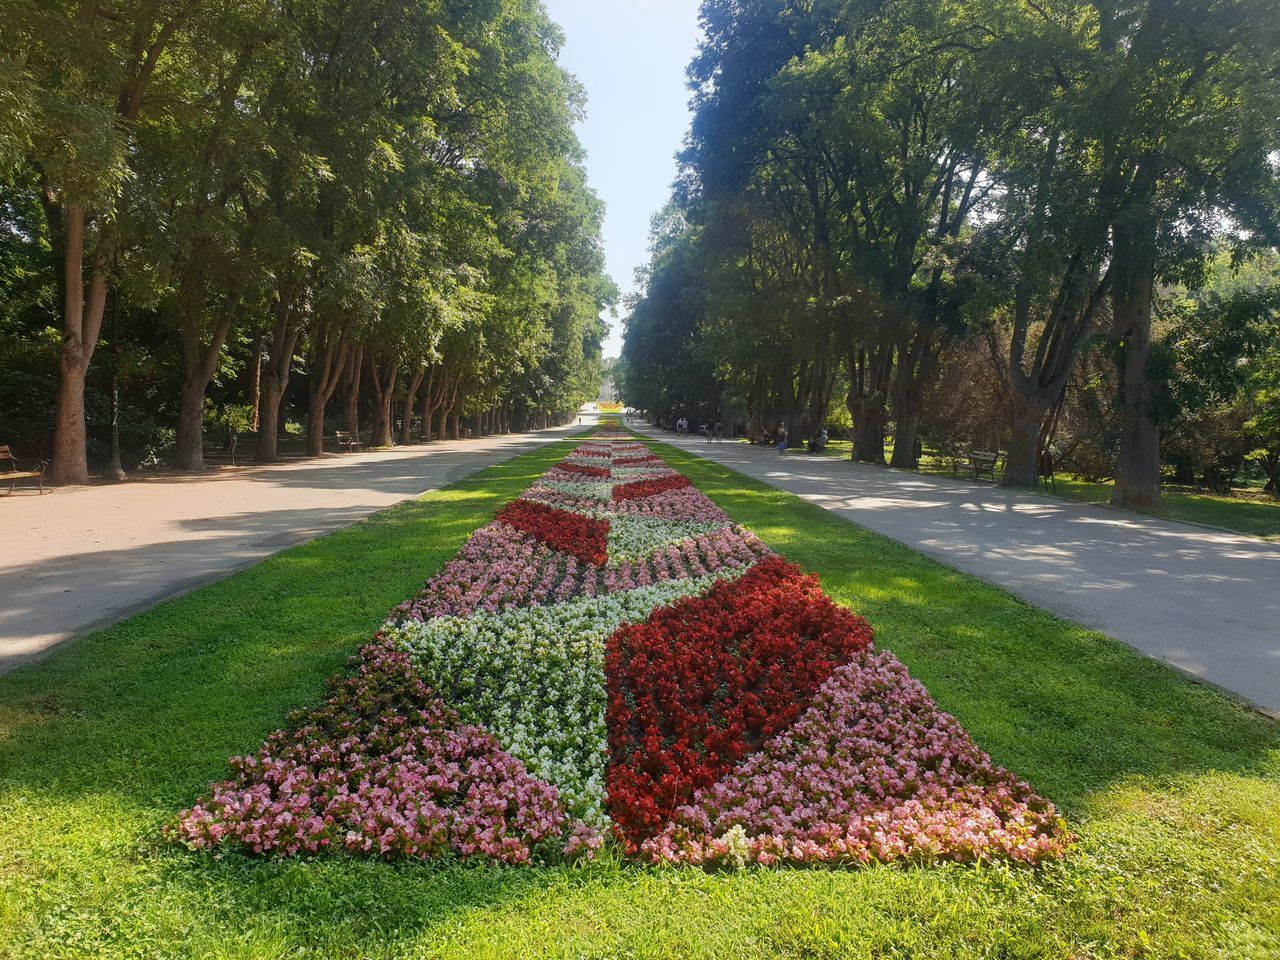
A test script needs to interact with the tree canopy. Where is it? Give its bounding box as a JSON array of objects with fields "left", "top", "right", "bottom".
[
  {"left": 622, "top": 0, "right": 1280, "bottom": 505},
  {"left": 0, "top": 0, "right": 615, "bottom": 478}
]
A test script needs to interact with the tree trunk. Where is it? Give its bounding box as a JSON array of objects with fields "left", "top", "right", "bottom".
[
  {"left": 172, "top": 259, "right": 236, "bottom": 471},
  {"left": 1111, "top": 232, "right": 1161, "bottom": 510},
  {"left": 1002, "top": 398, "right": 1045, "bottom": 487},
  {"left": 49, "top": 202, "right": 109, "bottom": 485},
  {"left": 851, "top": 398, "right": 887, "bottom": 463},
  {"left": 420, "top": 393, "right": 434, "bottom": 442},
  {"left": 418, "top": 367, "right": 436, "bottom": 441},
  {"left": 173, "top": 380, "right": 207, "bottom": 472},
  {"left": 888, "top": 332, "right": 936, "bottom": 469},
  {"left": 342, "top": 342, "right": 363, "bottom": 439},
  {"left": 306, "top": 331, "right": 350, "bottom": 457},
  {"left": 173, "top": 322, "right": 234, "bottom": 471},
  {"left": 400, "top": 368, "right": 425, "bottom": 445},
  {"left": 368, "top": 353, "right": 399, "bottom": 448},
  {"left": 256, "top": 291, "right": 302, "bottom": 463}
]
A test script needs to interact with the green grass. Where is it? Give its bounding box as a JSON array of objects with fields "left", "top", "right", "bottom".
[
  {"left": 2, "top": 438, "right": 1278, "bottom": 959},
  {"left": 804, "top": 438, "right": 1280, "bottom": 540}
]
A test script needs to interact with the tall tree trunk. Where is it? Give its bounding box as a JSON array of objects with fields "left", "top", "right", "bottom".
[
  {"left": 889, "top": 332, "right": 936, "bottom": 469},
  {"left": 306, "top": 328, "right": 351, "bottom": 457},
  {"left": 400, "top": 367, "right": 425, "bottom": 445},
  {"left": 1003, "top": 394, "right": 1049, "bottom": 487},
  {"left": 48, "top": 203, "right": 109, "bottom": 485},
  {"left": 1111, "top": 228, "right": 1161, "bottom": 509},
  {"left": 173, "top": 287, "right": 235, "bottom": 471},
  {"left": 368, "top": 353, "right": 399, "bottom": 448},
  {"left": 342, "top": 342, "right": 363, "bottom": 439},
  {"left": 420, "top": 392, "right": 434, "bottom": 442},
  {"left": 418, "top": 366, "right": 436, "bottom": 441},
  {"left": 256, "top": 290, "right": 302, "bottom": 463}
]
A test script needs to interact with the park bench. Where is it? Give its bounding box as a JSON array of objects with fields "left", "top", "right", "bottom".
[
  {"left": 334, "top": 431, "right": 362, "bottom": 453},
  {"left": 965, "top": 450, "right": 999, "bottom": 482},
  {"left": 1, "top": 445, "right": 47, "bottom": 494}
]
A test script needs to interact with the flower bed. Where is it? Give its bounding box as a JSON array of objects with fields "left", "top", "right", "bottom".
[
  {"left": 168, "top": 643, "right": 579, "bottom": 863},
  {"left": 175, "top": 426, "right": 1068, "bottom": 869},
  {"left": 604, "top": 557, "right": 875, "bottom": 844},
  {"left": 496, "top": 498, "right": 609, "bottom": 566},
  {"left": 641, "top": 650, "right": 1069, "bottom": 866},
  {"left": 613, "top": 474, "right": 693, "bottom": 502},
  {"left": 556, "top": 461, "right": 611, "bottom": 479}
]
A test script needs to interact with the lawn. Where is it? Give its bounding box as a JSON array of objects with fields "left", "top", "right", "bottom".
[
  {"left": 805, "top": 437, "right": 1280, "bottom": 540},
  {"left": 1, "top": 437, "right": 1278, "bottom": 958}
]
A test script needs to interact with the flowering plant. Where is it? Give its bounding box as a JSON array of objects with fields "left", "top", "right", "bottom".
[
  {"left": 496, "top": 499, "right": 609, "bottom": 565},
  {"left": 175, "top": 427, "right": 1068, "bottom": 870},
  {"left": 604, "top": 556, "right": 874, "bottom": 843},
  {"left": 169, "top": 642, "right": 590, "bottom": 863},
  {"left": 556, "top": 461, "right": 611, "bottom": 479},
  {"left": 613, "top": 474, "right": 693, "bottom": 502}
]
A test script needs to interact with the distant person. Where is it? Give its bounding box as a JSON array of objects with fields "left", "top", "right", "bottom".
[
  {"left": 715, "top": 421, "right": 723, "bottom": 442},
  {"left": 776, "top": 424, "right": 788, "bottom": 452}
]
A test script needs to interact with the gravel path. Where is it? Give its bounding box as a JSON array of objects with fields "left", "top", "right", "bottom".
[
  {"left": 0, "top": 418, "right": 595, "bottom": 674},
  {"left": 641, "top": 426, "right": 1280, "bottom": 715}
]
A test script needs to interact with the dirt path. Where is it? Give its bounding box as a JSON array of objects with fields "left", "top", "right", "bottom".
[
  {"left": 0, "top": 417, "right": 596, "bottom": 674},
  {"left": 642, "top": 426, "right": 1280, "bottom": 715}
]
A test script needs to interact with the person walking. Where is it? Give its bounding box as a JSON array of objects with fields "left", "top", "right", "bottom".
[{"left": 776, "top": 424, "right": 788, "bottom": 453}]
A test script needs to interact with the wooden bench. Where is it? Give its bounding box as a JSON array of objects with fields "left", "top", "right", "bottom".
[
  {"left": 1, "top": 445, "right": 47, "bottom": 494},
  {"left": 966, "top": 450, "right": 999, "bottom": 482},
  {"left": 334, "top": 431, "right": 362, "bottom": 453}
]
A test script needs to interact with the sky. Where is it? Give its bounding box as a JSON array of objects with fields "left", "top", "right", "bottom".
[{"left": 540, "top": 0, "right": 703, "bottom": 359}]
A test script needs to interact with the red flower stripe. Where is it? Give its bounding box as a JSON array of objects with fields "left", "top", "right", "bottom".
[
  {"left": 496, "top": 499, "right": 609, "bottom": 566},
  {"left": 604, "top": 556, "right": 874, "bottom": 845},
  {"left": 613, "top": 474, "right": 692, "bottom": 502},
  {"left": 613, "top": 454, "right": 662, "bottom": 466},
  {"left": 558, "top": 461, "right": 611, "bottom": 478}
]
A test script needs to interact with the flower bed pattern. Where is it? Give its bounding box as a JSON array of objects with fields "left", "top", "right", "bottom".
[
  {"left": 173, "top": 422, "right": 1069, "bottom": 868},
  {"left": 495, "top": 499, "right": 609, "bottom": 566},
  {"left": 604, "top": 556, "right": 875, "bottom": 844}
]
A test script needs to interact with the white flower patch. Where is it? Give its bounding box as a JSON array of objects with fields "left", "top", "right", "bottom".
[
  {"left": 607, "top": 515, "right": 729, "bottom": 565},
  {"left": 610, "top": 465, "right": 676, "bottom": 480},
  {"left": 520, "top": 488, "right": 609, "bottom": 518},
  {"left": 387, "top": 570, "right": 748, "bottom": 824},
  {"left": 533, "top": 478, "right": 615, "bottom": 501}
]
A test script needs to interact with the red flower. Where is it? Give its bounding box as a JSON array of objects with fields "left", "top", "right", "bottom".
[
  {"left": 496, "top": 499, "right": 609, "bottom": 566},
  {"left": 613, "top": 454, "right": 661, "bottom": 466},
  {"left": 604, "top": 556, "right": 874, "bottom": 845},
  {"left": 558, "top": 461, "right": 611, "bottom": 479},
  {"left": 613, "top": 474, "right": 692, "bottom": 501}
]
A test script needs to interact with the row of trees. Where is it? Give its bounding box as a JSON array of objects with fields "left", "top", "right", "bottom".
[
  {"left": 620, "top": 0, "right": 1280, "bottom": 507},
  {"left": 1, "top": 0, "right": 613, "bottom": 483}
]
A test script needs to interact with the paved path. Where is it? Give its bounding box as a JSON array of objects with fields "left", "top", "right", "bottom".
[
  {"left": 0, "top": 417, "right": 597, "bottom": 674},
  {"left": 641, "top": 426, "right": 1280, "bottom": 715}
]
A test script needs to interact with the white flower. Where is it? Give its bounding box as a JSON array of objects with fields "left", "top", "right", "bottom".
[{"left": 386, "top": 571, "right": 749, "bottom": 823}]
